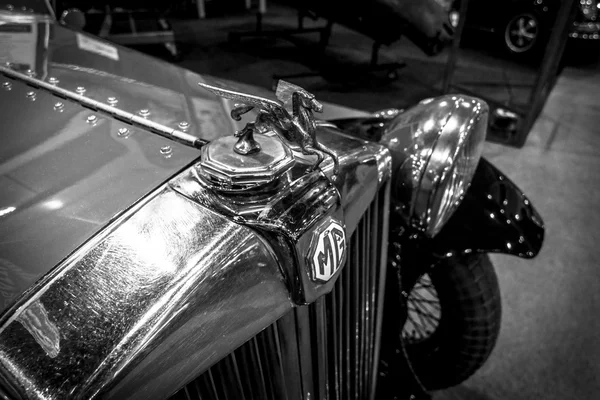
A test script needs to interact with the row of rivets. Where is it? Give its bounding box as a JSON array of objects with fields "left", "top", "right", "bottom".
[
  {"left": 115, "top": 128, "right": 172, "bottom": 158},
  {"left": 4, "top": 5, "right": 34, "bottom": 12},
  {"left": 0, "top": 69, "right": 181, "bottom": 156}
]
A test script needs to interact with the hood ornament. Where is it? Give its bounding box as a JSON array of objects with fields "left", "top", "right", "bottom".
[{"left": 198, "top": 80, "right": 339, "bottom": 178}]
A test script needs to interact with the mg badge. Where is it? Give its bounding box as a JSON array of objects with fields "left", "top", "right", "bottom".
[{"left": 308, "top": 218, "right": 347, "bottom": 283}]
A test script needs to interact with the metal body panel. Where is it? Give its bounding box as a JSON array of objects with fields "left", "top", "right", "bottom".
[
  {"left": 430, "top": 157, "right": 545, "bottom": 259},
  {"left": 0, "top": 12, "right": 359, "bottom": 141},
  {"left": 331, "top": 114, "right": 543, "bottom": 258},
  {"left": 388, "top": 156, "right": 544, "bottom": 297},
  {"left": 0, "top": 12, "right": 368, "bottom": 315},
  {"left": 0, "top": 11, "right": 394, "bottom": 400},
  {"left": 0, "top": 127, "right": 391, "bottom": 400},
  {"left": 0, "top": 186, "right": 291, "bottom": 400},
  {"left": 169, "top": 183, "right": 391, "bottom": 400},
  {"left": 0, "top": 75, "right": 199, "bottom": 315}
]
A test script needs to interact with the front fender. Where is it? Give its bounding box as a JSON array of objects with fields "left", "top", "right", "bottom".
[{"left": 431, "top": 157, "right": 545, "bottom": 259}]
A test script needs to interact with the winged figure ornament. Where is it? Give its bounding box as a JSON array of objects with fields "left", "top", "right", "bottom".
[{"left": 198, "top": 80, "right": 339, "bottom": 178}]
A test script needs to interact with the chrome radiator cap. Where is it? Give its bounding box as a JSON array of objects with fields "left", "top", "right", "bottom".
[{"left": 197, "top": 134, "right": 294, "bottom": 191}]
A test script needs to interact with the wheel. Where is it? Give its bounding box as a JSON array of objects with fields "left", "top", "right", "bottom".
[
  {"left": 401, "top": 254, "right": 502, "bottom": 390},
  {"left": 503, "top": 12, "right": 541, "bottom": 55}
]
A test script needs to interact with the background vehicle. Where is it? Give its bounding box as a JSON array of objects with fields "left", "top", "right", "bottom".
[
  {"left": 452, "top": 0, "right": 600, "bottom": 55},
  {"left": 0, "top": 5, "right": 544, "bottom": 400}
]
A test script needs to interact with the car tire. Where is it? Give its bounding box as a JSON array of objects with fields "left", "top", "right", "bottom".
[
  {"left": 502, "top": 11, "right": 542, "bottom": 55},
  {"left": 401, "top": 254, "right": 502, "bottom": 390}
]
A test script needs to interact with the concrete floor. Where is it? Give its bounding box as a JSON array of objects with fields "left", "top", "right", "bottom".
[
  {"left": 165, "top": 6, "right": 600, "bottom": 399},
  {"left": 443, "top": 56, "right": 600, "bottom": 400}
]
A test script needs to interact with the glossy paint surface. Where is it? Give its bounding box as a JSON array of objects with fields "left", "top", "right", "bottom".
[
  {"left": 0, "top": 186, "right": 291, "bottom": 400},
  {"left": 0, "top": 11, "right": 394, "bottom": 399},
  {"left": 0, "top": 12, "right": 373, "bottom": 315},
  {"left": 0, "top": 72, "right": 200, "bottom": 315},
  {"left": 431, "top": 157, "right": 545, "bottom": 259}
]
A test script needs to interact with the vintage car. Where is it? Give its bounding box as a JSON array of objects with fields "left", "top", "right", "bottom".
[
  {"left": 451, "top": 0, "right": 600, "bottom": 55},
  {"left": 0, "top": 4, "right": 544, "bottom": 400}
]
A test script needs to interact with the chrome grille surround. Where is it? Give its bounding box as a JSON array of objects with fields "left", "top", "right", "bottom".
[
  {"left": 171, "top": 182, "right": 391, "bottom": 400},
  {"left": 0, "top": 124, "right": 391, "bottom": 400}
]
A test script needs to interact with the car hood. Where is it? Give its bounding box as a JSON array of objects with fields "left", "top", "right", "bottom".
[{"left": 0, "top": 12, "right": 368, "bottom": 315}]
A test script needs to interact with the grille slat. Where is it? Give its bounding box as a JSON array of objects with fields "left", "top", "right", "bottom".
[
  {"left": 250, "top": 337, "right": 269, "bottom": 398},
  {"left": 360, "top": 210, "right": 369, "bottom": 399},
  {"left": 326, "top": 284, "right": 341, "bottom": 400},
  {"left": 314, "top": 298, "right": 329, "bottom": 400},
  {"left": 275, "top": 312, "right": 303, "bottom": 400},
  {"left": 171, "top": 186, "right": 388, "bottom": 400},
  {"left": 295, "top": 306, "right": 315, "bottom": 398}
]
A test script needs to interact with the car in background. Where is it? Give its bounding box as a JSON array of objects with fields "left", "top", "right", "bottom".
[{"left": 450, "top": 0, "right": 600, "bottom": 55}]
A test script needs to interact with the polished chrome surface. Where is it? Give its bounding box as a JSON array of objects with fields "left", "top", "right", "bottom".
[
  {"left": 0, "top": 77, "right": 199, "bottom": 315},
  {"left": 198, "top": 80, "right": 340, "bottom": 177},
  {"left": 198, "top": 134, "right": 294, "bottom": 191},
  {"left": 173, "top": 126, "right": 391, "bottom": 304},
  {"left": 307, "top": 217, "right": 347, "bottom": 283},
  {"left": 173, "top": 160, "right": 342, "bottom": 305},
  {"left": 373, "top": 108, "right": 402, "bottom": 120},
  {"left": 0, "top": 12, "right": 395, "bottom": 399},
  {"left": 317, "top": 128, "right": 392, "bottom": 234},
  {"left": 0, "top": 186, "right": 291, "bottom": 400},
  {"left": 170, "top": 182, "right": 390, "bottom": 400},
  {"left": 381, "top": 95, "right": 488, "bottom": 236}
]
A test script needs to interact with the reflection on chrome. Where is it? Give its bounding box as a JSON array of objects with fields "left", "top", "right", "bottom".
[
  {"left": 380, "top": 95, "right": 489, "bottom": 237},
  {"left": 0, "top": 207, "right": 16, "bottom": 217},
  {"left": 43, "top": 200, "right": 63, "bottom": 210},
  {"left": 0, "top": 186, "right": 293, "bottom": 400}
]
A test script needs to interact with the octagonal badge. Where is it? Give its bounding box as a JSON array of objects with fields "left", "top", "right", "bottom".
[{"left": 308, "top": 218, "right": 347, "bottom": 283}]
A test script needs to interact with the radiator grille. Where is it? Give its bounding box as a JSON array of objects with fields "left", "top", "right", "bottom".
[{"left": 170, "top": 187, "right": 388, "bottom": 400}]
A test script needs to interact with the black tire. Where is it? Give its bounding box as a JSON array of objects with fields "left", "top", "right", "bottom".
[
  {"left": 402, "top": 254, "right": 502, "bottom": 390},
  {"left": 501, "top": 11, "right": 543, "bottom": 56}
]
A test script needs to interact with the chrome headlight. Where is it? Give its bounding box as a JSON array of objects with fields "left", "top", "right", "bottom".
[{"left": 381, "top": 95, "right": 488, "bottom": 237}]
